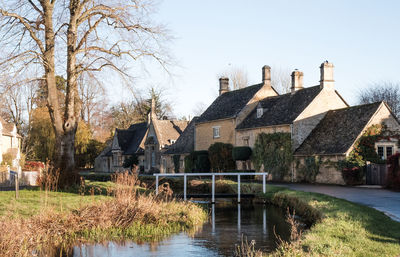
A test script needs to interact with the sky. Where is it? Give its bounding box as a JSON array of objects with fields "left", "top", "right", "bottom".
[{"left": 109, "top": 0, "right": 400, "bottom": 118}]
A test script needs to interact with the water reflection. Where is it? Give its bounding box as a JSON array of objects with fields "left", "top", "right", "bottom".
[{"left": 58, "top": 202, "right": 290, "bottom": 257}]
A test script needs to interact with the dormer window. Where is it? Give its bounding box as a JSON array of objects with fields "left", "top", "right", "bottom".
[{"left": 257, "top": 107, "right": 263, "bottom": 118}]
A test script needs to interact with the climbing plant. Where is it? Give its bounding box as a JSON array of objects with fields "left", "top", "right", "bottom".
[
  {"left": 252, "top": 132, "right": 293, "bottom": 181},
  {"left": 296, "top": 156, "right": 321, "bottom": 183},
  {"left": 337, "top": 124, "right": 399, "bottom": 169}
]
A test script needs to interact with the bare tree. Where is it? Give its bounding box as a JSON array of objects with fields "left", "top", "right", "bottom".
[
  {"left": 192, "top": 102, "right": 207, "bottom": 116},
  {"left": 219, "top": 66, "right": 248, "bottom": 90},
  {"left": 358, "top": 81, "right": 400, "bottom": 117},
  {"left": 271, "top": 66, "right": 291, "bottom": 94},
  {"left": 0, "top": 0, "right": 169, "bottom": 185},
  {"left": 78, "top": 73, "right": 106, "bottom": 126}
]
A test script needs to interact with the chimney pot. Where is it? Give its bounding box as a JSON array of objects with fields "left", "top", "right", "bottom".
[
  {"left": 291, "top": 70, "right": 304, "bottom": 93},
  {"left": 262, "top": 65, "right": 271, "bottom": 86},
  {"left": 320, "top": 61, "right": 334, "bottom": 90},
  {"left": 219, "top": 77, "right": 229, "bottom": 95}
]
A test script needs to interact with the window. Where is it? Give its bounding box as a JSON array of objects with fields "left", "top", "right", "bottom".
[
  {"left": 376, "top": 145, "right": 395, "bottom": 160},
  {"left": 387, "top": 146, "right": 393, "bottom": 158},
  {"left": 170, "top": 139, "right": 176, "bottom": 144},
  {"left": 213, "top": 126, "right": 220, "bottom": 139},
  {"left": 243, "top": 137, "right": 249, "bottom": 146},
  {"left": 256, "top": 107, "right": 263, "bottom": 118},
  {"left": 377, "top": 146, "right": 384, "bottom": 160}
]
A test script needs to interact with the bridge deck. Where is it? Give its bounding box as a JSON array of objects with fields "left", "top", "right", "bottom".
[{"left": 176, "top": 193, "right": 255, "bottom": 199}]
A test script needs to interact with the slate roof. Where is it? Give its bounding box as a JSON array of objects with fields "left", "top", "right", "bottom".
[
  {"left": 164, "top": 117, "right": 198, "bottom": 155},
  {"left": 295, "top": 102, "right": 382, "bottom": 156},
  {"left": 197, "top": 83, "right": 265, "bottom": 123},
  {"left": 152, "top": 119, "right": 188, "bottom": 147},
  {"left": 105, "top": 122, "right": 148, "bottom": 156},
  {"left": 237, "top": 86, "right": 322, "bottom": 130}
]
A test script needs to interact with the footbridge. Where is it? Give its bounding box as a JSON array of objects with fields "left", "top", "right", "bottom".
[{"left": 153, "top": 172, "right": 268, "bottom": 203}]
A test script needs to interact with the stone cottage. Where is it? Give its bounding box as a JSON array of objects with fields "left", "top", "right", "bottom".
[
  {"left": 195, "top": 66, "right": 278, "bottom": 151},
  {"left": 162, "top": 117, "right": 198, "bottom": 173},
  {"left": 94, "top": 100, "right": 188, "bottom": 173},
  {"left": 294, "top": 102, "right": 400, "bottom": 184},
  {"left": 94, "top": 122, "right": 148, "bottom": 173},
  {"left": 0, "top": 117, "right": 22, "bottom": 168},
  {"left": 144, "top": 108, "right": 188, "bottom": 173},
  {"left": 193, "top": 61, "right": 400, "bottom": 184}
]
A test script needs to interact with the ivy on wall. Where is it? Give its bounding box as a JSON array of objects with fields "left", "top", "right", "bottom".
[
  {"left": 338, "top": 124, "right": 400, "bottom": 169},
  {"left": 296, "top": 156, "right": 321, "bottom": 183},
  {"left": 252, "top": 132, "right": 292, "bottom": 181}
]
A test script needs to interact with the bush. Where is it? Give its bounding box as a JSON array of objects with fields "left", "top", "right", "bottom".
[
  {"left": 232, "top": 146, "right": 252, "bottom": 161},
  {"left": 184, "top": 154, "right": 194, "bottom": 173},
  {"left": 341, "top": 167, "right": 365, "bottom": 185},
  {"left": 173, "top": 155, "right": 180, "bottom": 173},
  {"left": 24, "top": 161, "right": 45, "bottom": 171},
  {"left": 208, "top": 143, "right": 235, "bottom": 172},
  {"left": 1, "top": 152, "right": 15, "bottom": 166},
  {"left": 184, "top": 151, "right": 210, "bottom": 172},
  {"left": 386, "top": 153, "right": 400, "bottom": 190},
  {"left": 123, "top": 155, "right": 138, "bottom": 169}
]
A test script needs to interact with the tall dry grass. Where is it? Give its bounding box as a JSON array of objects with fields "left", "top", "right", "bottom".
[{"left": 0, "top": 172, "right": 206, "bottom": 256}]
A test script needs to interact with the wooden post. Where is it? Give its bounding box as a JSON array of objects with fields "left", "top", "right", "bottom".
[
  {"left": 237, "top": 174, "right": 241, "bottom": 203},
  {"left": 184, "top": 174, "right": 187, "bottom": 201},
  {"left": 155, "top": 175, "right": 159, "bottom": 195},
  {"left": 15, "top": 173, "right": 19, "bottom": 199}
]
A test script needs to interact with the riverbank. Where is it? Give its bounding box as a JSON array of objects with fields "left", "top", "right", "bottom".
[
  {"left": 0, "top": 175, "right": 207, "bottom": 257},
  {"left": 258, "top": 186, "right": 400, "bottom": 257}
]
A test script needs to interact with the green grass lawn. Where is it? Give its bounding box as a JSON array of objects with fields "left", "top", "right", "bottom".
[
  {"left": 260, "top": 186, "right": 400, "bottom": 257},
  {"left": 0, "top": 188, "right": 109, "bottom": 218}
]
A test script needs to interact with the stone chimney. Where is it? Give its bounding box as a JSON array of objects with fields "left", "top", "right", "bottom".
[
  {"left": 262, "top": 65, "right": 271, "bottom": 87},
  {"left": 219, "top": 77, "right": 229, "bottom": 95},
  {"left": 291, "top": 69, "right": 304, "bottom": 93},
  {"left": 320, "top": 61, "right": 334, "bottom": 90},
  {"left": 150, "top": 97, "right": 157, "bottom": 120}
]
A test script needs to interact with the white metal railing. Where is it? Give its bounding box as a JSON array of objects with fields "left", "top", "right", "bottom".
[{"left": 153, "top": 172, "right": 268, "bottom": 203}]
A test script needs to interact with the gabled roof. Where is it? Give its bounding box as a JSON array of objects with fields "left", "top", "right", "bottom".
[
  {"left": 164, "top": 117, "right": 198, "bottom": 155},
  {"left": 294, "top": 102, "right": 382, "bottom": 156},
  {"left": 197, "top": 83, "right": 265, "bottom": 123},
  {"left": 107, "top": 122, "right": 148, "bottom": 156},
  {"left": 152, "top": 119, "right": 188, "bottom": 147},
  {"left": 237, "top": 86, "right": 322, "bottom": 130}
]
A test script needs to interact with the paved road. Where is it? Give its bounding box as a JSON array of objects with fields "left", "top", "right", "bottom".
[{"left": 273, "top": 183, "right": 400, "bottom": 222}]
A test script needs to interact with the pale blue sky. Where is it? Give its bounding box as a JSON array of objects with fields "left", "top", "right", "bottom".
[{"left": 112, "top": 0, "right": 400, "bottom": 118}]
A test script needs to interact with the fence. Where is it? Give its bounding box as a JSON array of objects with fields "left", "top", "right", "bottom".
[
  {"left": 366, "top": 163, "right": 388, "bottom": 185},
  {"left": 153, "top": 172, "right": 268, "bottom": 203}
]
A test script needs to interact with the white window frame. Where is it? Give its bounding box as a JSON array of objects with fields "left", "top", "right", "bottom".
[
  {"left": 212, "top": 126, "right": 220, "bottom": 139},
  {"left": 375, "top": 141, "right": 397, "bottom": 160}
]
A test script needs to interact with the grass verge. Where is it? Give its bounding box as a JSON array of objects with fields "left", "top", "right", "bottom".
[{"left": 258, "top": 186, "right": 400, "bottom": 257}]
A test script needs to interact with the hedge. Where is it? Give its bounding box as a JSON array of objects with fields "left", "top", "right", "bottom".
[{"left": 232, "top": 146, "right": 252, "bottom": 161}]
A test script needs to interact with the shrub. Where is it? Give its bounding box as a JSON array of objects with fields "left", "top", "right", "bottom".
[
  {"left": 173, "top": 155, "right": 180, "bottom": 173},
  {"left": 123, "top": 155, "right": 138, "bottom": 169},
  {"left": 208, "top": 143, "right": 235, "bottom": 172},
  {"left": 24, "top": 161, "right": 45, "bottom": 171},
  {"left": 184, "top": 154, "right": 194, "bottom": 173},
  {"left": 341, "top": 167, "right": 365, "bottom": 185},
  {"left": 252, "top": 133, "right": 292, "bottom": 181},
  {"left": 1, "top": 152, "right": 15, "bottom": 166},
  {"left": 184, "top": 151, "right": 210, "bottom": 172},
  {"left": 386, "top": 153, "right": 400, "bottom": 190},
  {"left": 232, "top": 146, "right": 252, "bottom": 161}
]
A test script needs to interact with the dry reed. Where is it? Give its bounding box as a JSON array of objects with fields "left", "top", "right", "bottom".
[{"left": 0, "top": 172, "right": 206, "bottom": 256}]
